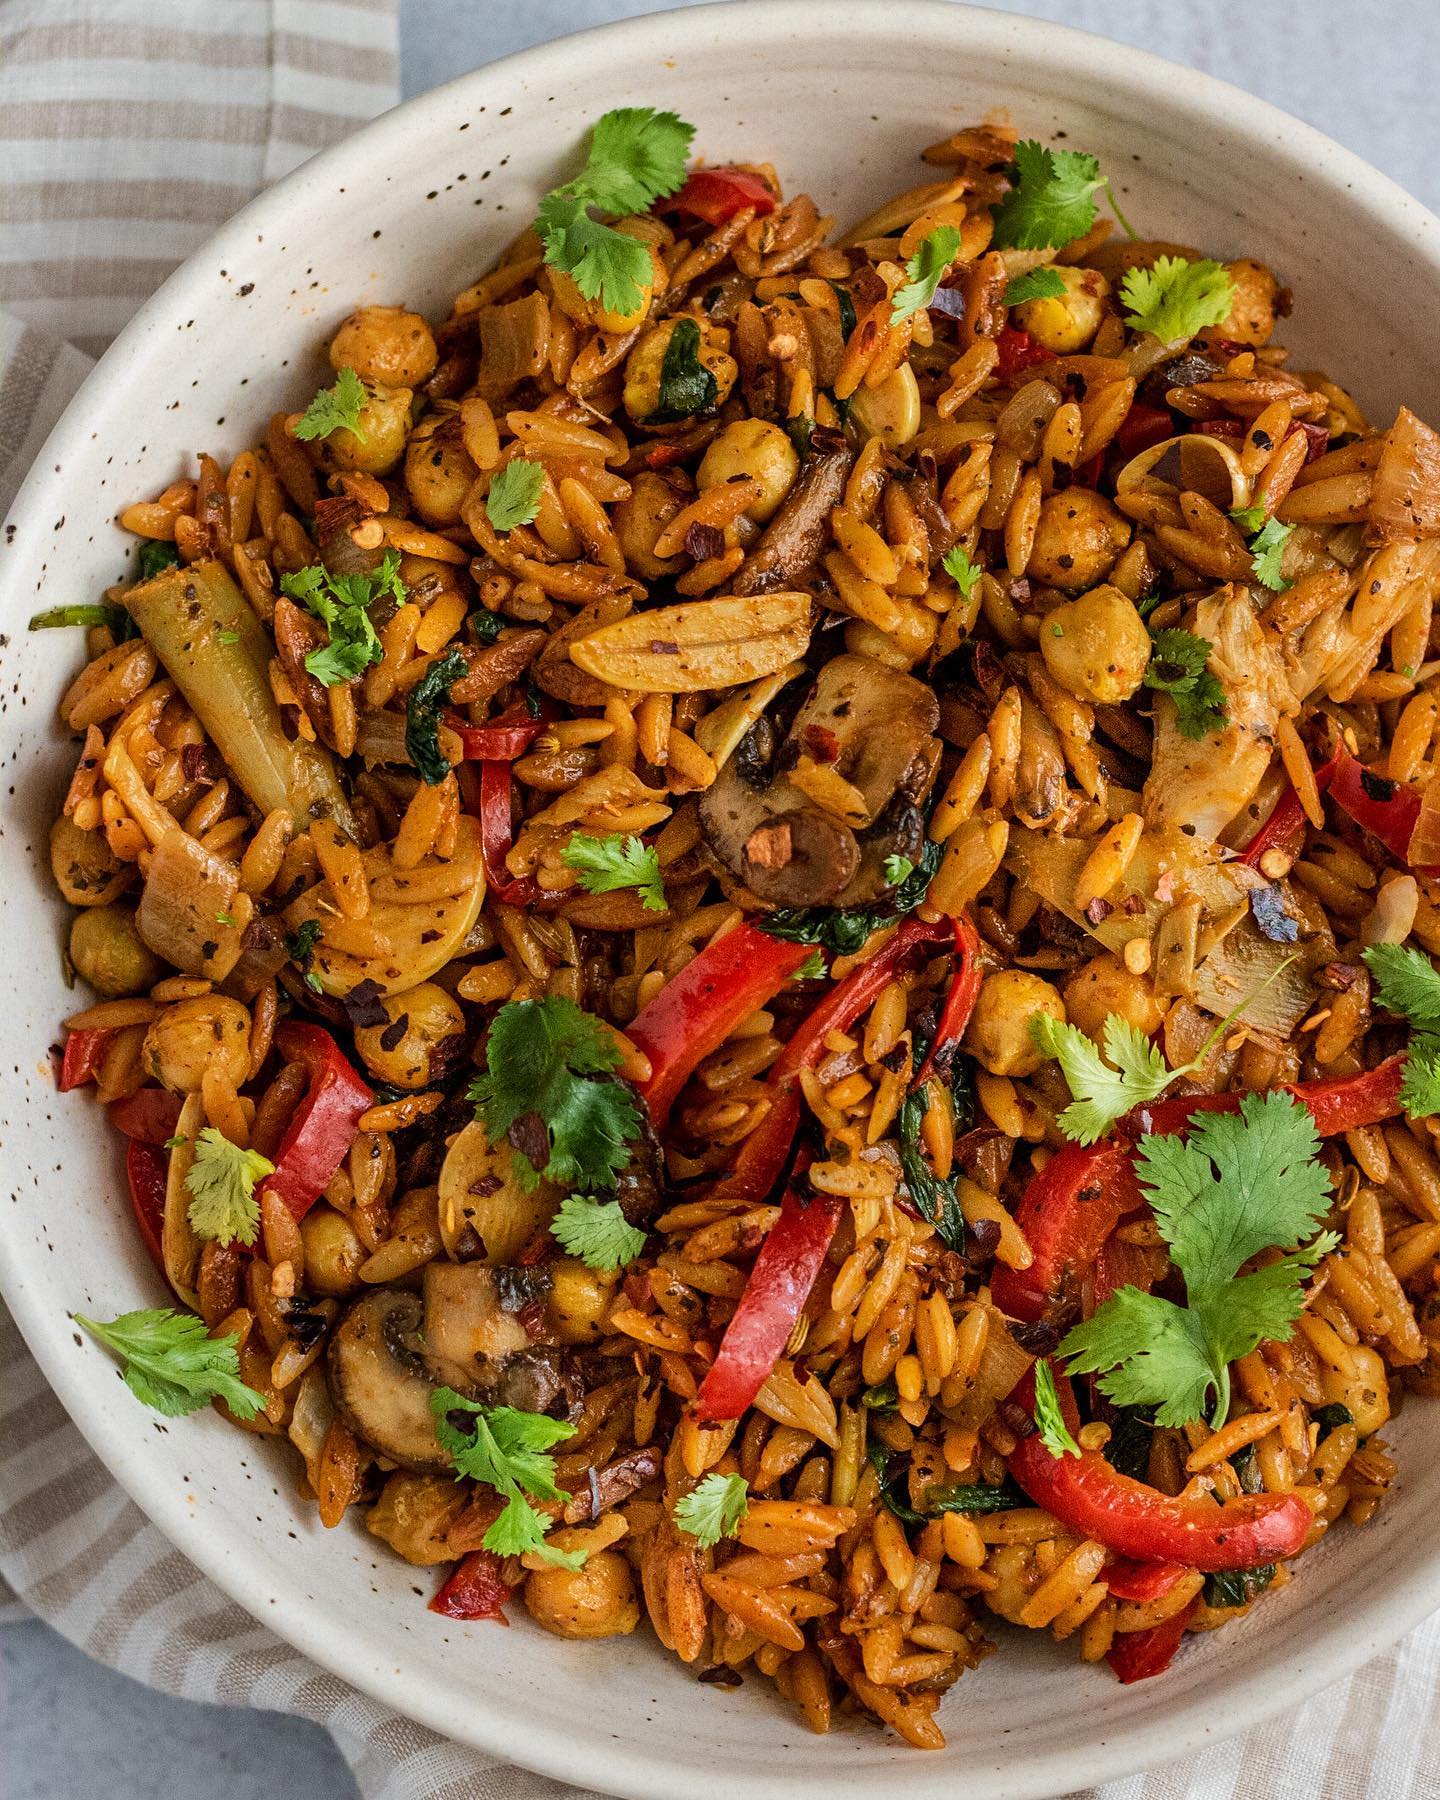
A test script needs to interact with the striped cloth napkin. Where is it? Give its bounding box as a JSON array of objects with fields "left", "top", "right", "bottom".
[{"left": 0, "top": 5, "right": 1436, "bottom": 1796}]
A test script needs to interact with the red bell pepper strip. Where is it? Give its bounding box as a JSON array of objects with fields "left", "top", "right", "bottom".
[
  {"left": 461, "top": 759, "right": 541, "bottom": 907},
  {"left": 661, "top": 166, "right": 776, "bottom": 226},
  {"left": 990, "top": 1141, "right": 1146, "bottom": 1324},
  {"left": 445, "top": 704, "right": 552, "bottom": 763},
  {"left": 429, "top": 1550, "right": 512, "bottom": 1623},
  {"left": 1106, "top": 1603, "right": 1196, "bottom": 1683},
  {"left": 60, "top": 1027, "right": 112, "bottom": 1091},
  {"left": 1007, "top": 1372, "right": 1310, "bottom": 1571},
  {"left": 1237, "top": 751, "right": 1338, "bottom": 868},
  {"left": 628, "top": 922, "right": 814, "bottom": 1128},
  {"left": 693, "top": 1153, "right": 840, "bottom": 1423},
  {"left": 1103, "top": 1556, "right": 1189, "bottom": 1604},
  {"left": 1328, "top": 747, "right": 1437, "bottom": 870},
  {"left": 913, "top": 912, "right": 982, "bottom": 1089},
  {"left": 711, "top": 915, "right": 965, "bottom": 1211},
  {"left": 108, "top": 1086, "right": 183, "bottom": 1146},
  {"left": 1114, "top": 401, "right": 1174, "bottom": 461},
  {"left": 259, "top": 1022, "right": 371, "bottom": 1224},
  {"left": 1093, "top": 1231, "right": 1156, "bottom": 1310},
  {"left": 1128, "top": 1053, "right": 1406, "bottom": 1142},
  {"left": 994, "top": 325, "right": 1056, "bottom": 383},
  {"left": 126, "top": 1137, "right": 168, "bottom": 1269}
]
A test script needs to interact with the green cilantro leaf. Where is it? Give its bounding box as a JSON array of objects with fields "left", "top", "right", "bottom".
[
  {"left": 430, "top": 1388, "right": 584, "bottom": 1570},
  {"left": 138, "top": 539, "right": 182, "bottom": 581},
  {"left": 1032, "top": 956, "right": 1297, "bottom": 1144},
  {"left": 285, "top": 917, "right": 322, "bottom": 968},
  {"left": 405, "top": 647, "right": 466, "bottom": 786},
  {"left": 550, "top": 1193, "right": 648, "bottom": 1270},
  {"left": 1119, "top": 256, "right": 1234, "bottom": 343},
  {"left": 561, "top": 831, "right": 666, "bottom": 911},
  {"left": 942, "top": 544, "right": 982, "bottom": 601},
  {"left": 1248, "top": 518, "right": 1294, "bottom": 593},
  {"left": 280, "top": 551, "right": 407, "bottom": 688},
  {"left": 1230, "top": 503, "right": 1269, "bottom": 535},
  {"left": 991, "top": 140, "right": 1105, "bottom": 251},
  {"left": 75, "top": 1308, "right": 266, "bottom": 1419},
  {"left": 1060, "top": 1092, "right": 1339, "bottom": 1426},
  {"left": 673, "top": 1472, "right": 750, "bottom": 1548},
  {"left": 536, "top": 107, "right": 694, "bottom": 317},
  {"left": 293, "top": 366, "right": 368, "bottom": 443},
  {"left": 467, "top": 996, "right": 642, "bottom": 1193},
  {"left": 485, "top": 458, "right": 545, "bottom": 534},
  {"left": 891, "top": 225, "right": 963, "bottom": 324},
  {"left": 1033, "top": 1359, "right": 1081, "bottom": 1458},
  {"left": 794, "top": 949, "right": 827, "bottom": 981},
  {"left": 1143, "top": 627, "right": 1228, "bottom": 740},
  {"left": 1362, "top": 943, "right": 1440, "bottom": 1119},
  {"left": 1004, "top": 267, "right": 1067, "bottom": 307},
  {"left": 883, "top": 854, "right": 915, "bottom": 887},
  {"left": 184, "top": 1127, "right": 273, "bottom": 1248}
]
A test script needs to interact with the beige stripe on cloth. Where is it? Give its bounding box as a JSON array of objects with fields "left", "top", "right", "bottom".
[{"left": 0, "top": 5, "right": 1438, "bottom": 1797}]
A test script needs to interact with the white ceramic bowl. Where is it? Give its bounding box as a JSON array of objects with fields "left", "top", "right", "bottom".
[{"left": 4, "top": 4, "right": 1440, "bottom": 1794}]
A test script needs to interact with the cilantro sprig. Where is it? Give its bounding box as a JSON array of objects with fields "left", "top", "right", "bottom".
[
  {"left": 942, "top": 544, "right": 982, "bottom": 602},
  {"left": 430, "top": 1388, "right": 584, "bottom": 1569},
  {"left": 1033, "top": 1359, "right": 1081, "bottom": 1458},
  {"left": 890, "top": 225, "right": 962, "bottom": 325},
  {"left": 1143, "top": 627, "right": 1228, "bottom": 740},
  {"left": 1004, "top": 267, "right": 1067, "bottom": 307},
  {"left": 561, "top": 832, "right": 666, "bottom": 911},
  {"left": 1059, "top": 1094, "right": 1339, "bottom": 1427},
  {"left": 76, "top": 1309, "right": 266, "bottom": 1419},
  {"left": 184, "top": 1128, "right": 274, "bottom": 1248},
  {"left": 1362, "top": 943, "right": 1440, "bottom": 1118},
  {"left": 991, "top": 141, "right": 1105, "bottom": 251},
  {"left": 468, "top": 996, "right": 643, "bottom": 1193},
  {"left": 485, "top": 458, "right": 545, "bottom": 534},
  {"left": 537, "top": 107, "right": 694, "bottom": 316},
  {"left": 294, "top": 366, "right": 369, "bottom": 443},
  {"left": 674, "top": 1472, "right": 750, "bottom": 1548},
  {"left": 1246, "top": 517, "right": 1294, "bottom": 593},
  {"left": 549, "top": 1194, "right": 648, "bottom": 1270},
  {"left": 1120, "top": 256, "right": 1234, "bottom": 343},
  {"left": 279, "top": 550, "right": 407, "bottom": 687},
  {"left": 1031, "top": 956, "right": 1296, "bottom": 1145}
]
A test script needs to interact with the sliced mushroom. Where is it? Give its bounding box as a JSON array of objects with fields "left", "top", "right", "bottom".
[
  {"left": 328, "top": 1288, "right": 451, "bottom": 1473},
  {"left": 422, "top": 1261, "right": 532, "bottom": 1391},
  {"left": 700, "top": 749, "right": 861, "bottom": 907},
  {"left": 732, "top": 429, "right": 854, "bottom": 594},
  {"left": 437, "top": 1118, "right": 560, "bottom": 1263},
  {"left": 839, "top": 793, "right": 928, "bottom": 909},
  {"left": 786, "top": 655, "right": 939, "bottom": 827}
]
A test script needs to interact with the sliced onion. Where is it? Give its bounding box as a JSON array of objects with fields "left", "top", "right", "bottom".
[
  {"left": 1369, "top": 406, "right": 1440, "bottom": 543},
  {"left": 137, "top": 826, "right": 245, "bottom": 981},
  {"left": 1408, "top": 774, "right": 1440, "bottom": 870},
  {"left": 1116, "top": 431, "right": 1250, "bottom": 512}
]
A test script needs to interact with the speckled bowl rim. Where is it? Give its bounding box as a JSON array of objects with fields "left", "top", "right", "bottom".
[{"left": 5, "top": 4, "right": 1440, "bottom": 1795}]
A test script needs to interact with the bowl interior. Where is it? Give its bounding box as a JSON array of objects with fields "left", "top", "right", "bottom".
[{"left": 4, "top": 5, "right": 1440, "bottom": 1796}]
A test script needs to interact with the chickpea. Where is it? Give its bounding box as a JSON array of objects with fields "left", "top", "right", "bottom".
[
  {"left": 1013, "top": 265, "right": 1111, "bottom": 354},
  {"left": 547, "top": 1257, "right": 622, "bottom": 1344},
  {"left": 69, "top": 904, "right": 164, "bottom": 998},
  {"left": 1039, "top": 584, "right": 1152, "bottom": 703},
  {"left": 353, "top": 981, "right": 464, "bottom": 1089},
  {"left": 299, "top": 1206, "right": 367, "bottom": 1297},
  {"left": 1026, "top": 490, "right": 1131, "bottom": 592},
  {"left": 404, "top": 416, "right": 478, "bottom": 526},
  {"left": 848, "top": 363, "right": 921, "bottom": 449},
  {"left": 329, "top": 305, "right": 438, "bottom": 389},
  {"left": 549, "top": 220, "right": 665, "bottom": 334},
  {"left": 964, "top": 970, "right": 1065, "bottom": 1077},
  {"left": 1321, "top": 1344, "right": 1391, "bottom": 1439},
  {"left": 319, "top": 385, "right": 413, "bottom": 476},
  {"left": 1063, "top": 953, "right": 1165, "bottom": 1043},
  {"left": 697, "top": 419, "right": 799, "bottom": 522},
  {"left": 50, "top": 815, "right": 129, "bottom": 907},
  {"left": 1218, "top": 257, "right": 1285, "bottom": 348},
  {"left": 142, "top": 996, "right": 251, "bottom": 1095},
  {"left": 611, "top": 470, "right": 689, "bottom": 578},
  {"left": 524, "top": 1548, "right": 639, "bottom": 1639},
  {"left": 622, "top": 316, "right": 737, "bottom": 425}
]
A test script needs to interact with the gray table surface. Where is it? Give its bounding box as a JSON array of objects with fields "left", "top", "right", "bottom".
[{"left": 7, "top": 2, "right": 1440, "bottom": 1795}]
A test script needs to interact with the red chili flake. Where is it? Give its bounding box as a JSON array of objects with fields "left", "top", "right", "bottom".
[{"left": 801, "top": 723, "right": 841, "bottom": 763}]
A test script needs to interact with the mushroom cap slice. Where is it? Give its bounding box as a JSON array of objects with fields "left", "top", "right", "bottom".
[
  {"left": 328, "top": 1288, "right": 450, "bottom": 1473},
  {"left": 699, "top": 767, "right": 860, "bottom": 907},
  {"left": 437, "top": 1119, "right": 561, "bottom": 1264}
]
